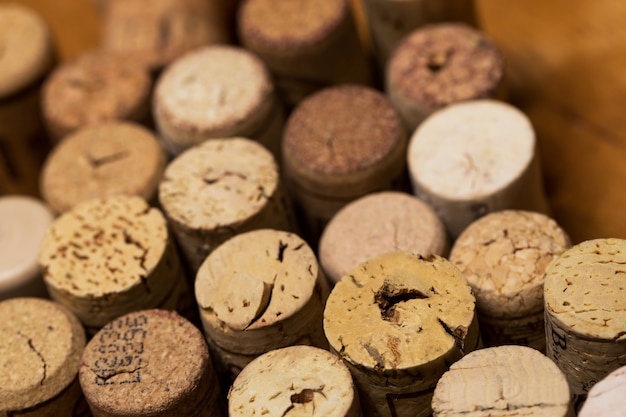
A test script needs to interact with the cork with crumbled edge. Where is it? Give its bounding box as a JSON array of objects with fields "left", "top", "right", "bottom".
[
  {"left": 324, "top": 251, "right": 479, "bottom": 417},
  {"left": 0, "top": 298, "right": 87, "bottom": 415},
  {"left": 579, "top": 365, "right": 626, "bottom": 417},
  {"left": 432, "top": 345, "right": 574, "bottom": 417}
]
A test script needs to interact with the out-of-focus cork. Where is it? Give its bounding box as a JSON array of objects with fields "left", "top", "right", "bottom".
[
  {"left": 324, "top": 251, "right": 479, "bottom": 417},
  {"left": 0, "top": 297, "right": 87, "bottom": 416},
  {"left": 432, "top": 345, "right": 573, "bottom": 417},
  {"left": 79, "top": 309, "right": 224, "bottom": 417},
  {"left": 195, "top": 229, "right": 329, "bottom": 380},
  {"left": 319, "top": 191, "right": 448, "bottom": 285},
  {"left": 40, "top": 122, "right": 167, "bottom": 215},
  {"left": 450, "top": 210, "right": 570, "bottom": 350},
  {"left": 579, "top": 365, "right": 626, "bottom": 417},
  {"left": 228, "top": 345, "right": 360, "bottom": 417}
]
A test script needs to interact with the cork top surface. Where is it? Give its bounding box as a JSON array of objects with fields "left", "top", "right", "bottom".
[
  {"left": 0, "top": 3, "right": 54, "bottom": 97},
  {"left": 324, "top": 251, "right": 476, "bottom": 370},
  {"left": 579, "top": 365, "right": 626, "bottom": 417},
  {"left": 544, "top": 238, "right": 626, "bottom": 340},
  {"left": 79, "top": 309, "right": 210, "bottom": 415},
  {"left": 0, "top": 297, "right": 86, "bottom": 411},
  {"left": 196, "top": 229, "right": 319, "bottom": 331},
  {"left": 159, "top": 138, "right": 279, "bottom": 231},
  {"left": 407, "top": 100, "right": 535, "bottom": 200},
  {"left": 39, "top": 195, "right": 169, "bottom": 297},
  {"left": 450, "top": 210, "right": 570, "bottom": 318},
  {"left": 387, "top": 23, "right": 503, "bottom": 108},
  {"left": 229, "top": 345, "right": 355, "bottom": 417},
  {"left": 432, "top": 345, "right": 571, "bottom": 417},
  {"left": 319, "top": 192, "right": 448, "bottom": 284},
  {"left": 40, "top": 122, "right": 167, "bottom": 214}
]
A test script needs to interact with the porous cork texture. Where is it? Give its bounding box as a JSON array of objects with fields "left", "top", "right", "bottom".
[
  {"left": 324, "top": 251, "right": 479, "bottom": 417},
  {"left": 79, "top": 309, "right": 224, "bottom": 417},
  {"left": 432, "top": 346, "right": 573, "bottom": 417},
  {"left": 319, "top": 191, "right": 448, "bottom": 284},
  {"left": 386, "top": 23, "right": 503, "bottom": 130},
  {"left": 40, "top": 122, "right": 168, "bottom": 215},
  {"left": 579, "top": 365, "right": 626, "bottom": 417},
  {"left": 0, "top": 297, "right": 86, "bottom": 415},
  {"left": 228, "top": 345, "right": 360, "bottom": 417},
  {"left": 195, "top": 229, "right": 329, "bottom": 379}
]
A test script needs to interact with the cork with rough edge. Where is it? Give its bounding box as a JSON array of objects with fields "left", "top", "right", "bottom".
[
  {"left": 0, "top": 297, "right": 87, "bottom": 416},
  {"left": 228, "top": 345, "right": 360, "bottom": 417},
  {"left": 324, "top": 251, "right": 479, "bottom": 417},
  {"left": 40, "top": 122, "right": 167, "bottom": 215},
  {"left": 432, "top": 345, "right": 574, "bottom": 417},
  {"left": 195, "top": 229, "right": 329, "bottom": 380},
  {"left": 319, "top": 191, "right": 448, "bottom": 285},
  {"left": 79, "top": 309, "right": 224, "bottom": 417},
  {"left": 450, "top": 210, "right": 570, "bottom": 350},
  {"left": 579, "top": 365, "right": 626, "bottom": 417}
]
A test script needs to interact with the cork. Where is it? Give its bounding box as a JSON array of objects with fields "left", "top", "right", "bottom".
[
  {"left": 0, "top": 196, "right": 54, "bottom": 300},
  {"left": 324, "top": 251, "right": 479, "bottom": 417},
  {"left": 195, "top": 229, "right": 329, "bottom": 380},
  {"left": 407, "top": 99, "right": 550, "bottom": 239},
  {"left": 544, "top": 238, "right": 626, "bottom": 409},
  {"left": 79, "top": 309, "right": 224, "bottom": 417},
  {"left": 386, "top": 23, "right": 504, "bottom": 131},
  {"left": 153, "top": 45, "right": 283, "bottom": 156},
  {"left": 282, "top": 85, "right": 407, "bottom": 243},
  {"left": 38, "top": 195, "right": 186, "bottom": 334},
  {"left": 39, "top": 122, "right": 168, "bottom": 215},
  {"left": 228, "top": 345, "right": 361, "bottom": 417},
  {"left": 579, "top": 365, "right": 626, "bottom": 417},
  {"left": 450, "top": 210, "right": 571, "bottom": 351},
  {"left": 0, "top": 297, "right": 87, "bottom": 416},
  {"left": 432, "top": 345, "right": 574, "bottom": 417},
  {"left": 158, "top": 137, "right": 297, "bottom": 273},
  {"left": 0, "top": 3, "right": 56, "bottom": 196},
  {"left": 237, "top": 0, "right": 372, "bottom": 106},
  {"left": 319, "top": 191, "right": 448, "bottom": 285}
]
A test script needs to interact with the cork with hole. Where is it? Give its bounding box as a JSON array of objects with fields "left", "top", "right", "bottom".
[{"left": 579, "top": 365, "right": 626, "bottom": 417}]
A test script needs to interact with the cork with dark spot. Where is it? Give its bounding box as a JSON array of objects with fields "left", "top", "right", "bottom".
[
  {"left": 0, "top": 297, "right": 87, "bottom": 416},
  {"left": 387, "top": 23, "right": 504, "bottom": 130},
  {"left": 579, "top": 365, "right": 626, "bottom": 417},
  {"left": 79, "top": 309, "right": 224, "bottom": 417}
]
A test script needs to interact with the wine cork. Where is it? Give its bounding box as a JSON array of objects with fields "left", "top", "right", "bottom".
[
  {"left": 42, "top": 50, "right": 152, "bottom": 142},
  {"left": 0, "top": 196, "right": 54, "bottom": 300},
  {"left": 39, "top": 195, "right": 186, "bottom": 334},
  {"left": 579, "top": 365, "right": 626, "bottom": 417},
  {"left": 79, "top": 309, "right": 224, "bottom": 417},
  {"left": 386, "top": 23, "right": 504, "bottom": 131},
  {"left": 544, "top": 238, "right": 626, "bottom": 408},
  {"left": 324, "top": 251, "right": 479, "bottom": 417},
  {"left": 407, "top": 100, "right": 550, "bottom": 239},
  {"left": 319, "top": 191, "right": 448, "bottom": 285},
  {"left": 282, "top": 85, "right": 407, "bottom": 244},
  {"left": 0, "top": 3, "right": 56, "bottom": 196},
  {"left": 432, "top": 345, "right": 574, "bottom": 417},
  {"left": 0, "top": 297, "right": 87, "bottom": 416},
  {"left": 229, "top": 345, "right": 361, "bottom": 417},
  {"left": 153, "top": 45, "right": 283, "bottom": 157},
  {"left": 159, "top": 137, "right": 297, "bottom": 273},
  {"left": 39, "top": 122, "right": 168, "bottom": 215},
  {"left": 237, "top": 0, "right": 372, "bottom": 106},
  {"left": 450, "top": 210, "right": 571, "bottom": 351},
  {"left": 195, "top": 229, "right": 329, "bottom": 380}
]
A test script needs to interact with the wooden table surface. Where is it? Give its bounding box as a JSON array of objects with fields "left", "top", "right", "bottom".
[{"left": 8, "top": 0, "right": 626, "bottom": 245}]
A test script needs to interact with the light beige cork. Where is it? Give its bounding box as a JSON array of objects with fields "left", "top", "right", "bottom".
[
  {"left": 153, "top": 45, "right": 283, "bottom": 156},
  {"left": 195, "top": 229, "right": 329, "bottom": 380},
  {"left": 0, "top": 297, "right": 87, "bottom": 416},
  {"left": 159, "top": 137, "right": 297, "bottom": 273},
  {"left": 407, "top": 99, "right": 550, "bottom": 239},
  {"left": 79, "top": 309, "right": 224, "bottom": 417},
  {"left": 228, "top": 345, "right": 361, "bottom": 417},
  {"left": 579, "top": 365, "right": 626, "bottom": 417},
  {"left": 432, "top": 345, "right": 573, "bottom": 417},
  {"left": 324, "top": 251, "right": 479, "bottom": 417},
  {"left": 450, "top": 210, "right": 571, "bottom": 350},
  {"left": 39, "top": 195, "right": 185, "bottom": 333},
  {"left": 319, "top": 191, "right": 448, "bottom": 285}
]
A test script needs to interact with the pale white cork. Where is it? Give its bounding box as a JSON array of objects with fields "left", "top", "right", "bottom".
[{"left": 579, "top": 365, "right": 626, "bottom": 417}]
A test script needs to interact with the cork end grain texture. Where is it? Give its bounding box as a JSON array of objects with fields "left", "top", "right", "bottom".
[{"left": 579, "top": 365, "right": 626, "bottom": 417}]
